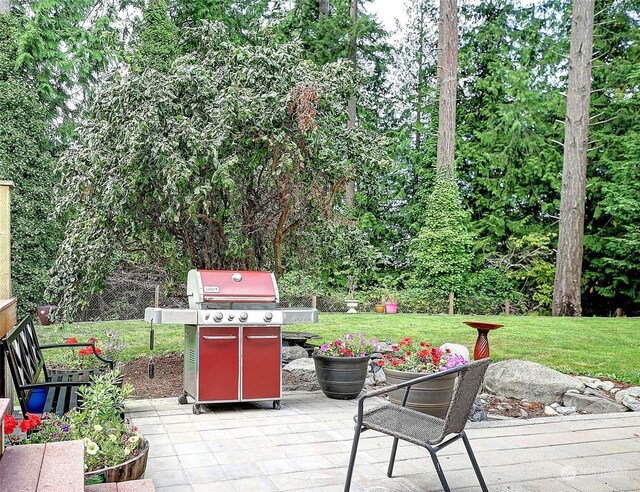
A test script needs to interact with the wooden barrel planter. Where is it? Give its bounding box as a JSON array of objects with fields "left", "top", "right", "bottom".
[
  {"left": 85, "top": 438, "right": 149, "bottom": 484},
  {"left": 383, "top": 368, "right": 457, "bottom": 418},
  {"left": 313, "top": 354, "right": 370, "bottom": 400}
]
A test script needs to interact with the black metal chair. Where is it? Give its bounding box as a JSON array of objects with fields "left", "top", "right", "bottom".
[{"left": 344, "top": 358, "right": 491, "bottom": 492}]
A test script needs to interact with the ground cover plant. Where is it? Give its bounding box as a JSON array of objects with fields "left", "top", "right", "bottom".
[{"left": 36, "top": 314, "right": 640, "bottom": 385}]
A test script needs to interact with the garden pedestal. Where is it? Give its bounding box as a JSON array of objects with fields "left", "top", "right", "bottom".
[{"left": 463, "top": 321, "right": 504, "bottom": 360}]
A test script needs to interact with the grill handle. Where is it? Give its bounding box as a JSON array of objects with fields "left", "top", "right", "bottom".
[
  {"left": 202, "top": 335, "right": 237, "bottom": 340},
  {"left": 246, "top": 335, "right": 279, "bottom": 339}
]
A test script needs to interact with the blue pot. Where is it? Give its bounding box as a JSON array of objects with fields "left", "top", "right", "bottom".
[{"left": 26, "top": 387, "right": 47, "bottom": 413}]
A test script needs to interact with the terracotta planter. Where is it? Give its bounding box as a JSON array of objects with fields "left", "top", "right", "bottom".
[
  {"left": 313, "top": 354, "right": 370, "bottom": 400},
  {"left": 374, "top": 304, "right": 385, "bottom": 314},
  {"left": 85, "top": 438, "right": 149, "bottom": 484},
  {"left": 383, "top": 368, "right": 457, "bottom": 418}
]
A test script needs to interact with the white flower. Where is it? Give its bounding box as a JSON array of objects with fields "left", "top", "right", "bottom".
[
  {"left": 94, "top": 424, "right": 103, "bottom": 432},
  {"left": 124, "top": 446, "right": 131, "bottom": 456},
  {"left": 83, "top": 437, "right": 91, "bottom": 445},
  {"left": 108, "top": 434, "right": 117, "bottom": 441},
  {"left": 128, "top": 435, "right": 139, "bottom": 444},
  {"left": 86, "top": 441, "right": 100, "bottom": 455}
]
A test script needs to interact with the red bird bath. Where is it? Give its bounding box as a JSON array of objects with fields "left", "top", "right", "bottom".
[{"left": 463, "top": 321, "right": 504, "bottom": 360}]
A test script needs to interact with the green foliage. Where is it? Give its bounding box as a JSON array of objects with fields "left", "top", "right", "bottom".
[
  {"left": 408, "top": 176, "right": 474, "bottom": 294},
  {"left": 132, "top": 0, "right": 180, "bottom": 73},
  {"left": 49, "top": 22, "right": 390, "bottom": 319},
  {"left": 15, "top": 0, "right": 126, "bottom": 116},
  {"left": 0, "top": 14, "right": 58, "bottom": 315},
  {"left": 582, "top": 0, "right": 640, "bottom": 314}
]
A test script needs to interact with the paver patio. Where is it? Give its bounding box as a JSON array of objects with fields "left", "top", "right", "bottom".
[{"left": 125, "top": 391, "right": 640, "bottom": 492}]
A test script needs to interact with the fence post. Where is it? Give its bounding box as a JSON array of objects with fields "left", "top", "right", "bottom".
[
  {"left": 0, "top": 181, "right": 15, "bottom": 405},
  {"left": 504, "top": 299, "right": 510, "bottom": 316},
  {"left": 311, "top": 294, "right": 317, "bottom": 309},
  {"left": 154, "top": 285, "right": 160, "bottom": 308},
  {"left": 448, "top": 292, "right": 454, "bottom": 315}
]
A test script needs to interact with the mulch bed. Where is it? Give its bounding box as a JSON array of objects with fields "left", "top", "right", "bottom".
[{"left": 121, "top": 354, "right": 625, "bottom": 420}]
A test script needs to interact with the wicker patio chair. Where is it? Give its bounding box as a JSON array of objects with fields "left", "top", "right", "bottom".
[{"left": 344, "top": 358, "right": 491, "bottom": 492}]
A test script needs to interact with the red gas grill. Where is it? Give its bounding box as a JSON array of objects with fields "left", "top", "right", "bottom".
[{"left": 144, "top": 269, "right": 317, "bottom": 414}]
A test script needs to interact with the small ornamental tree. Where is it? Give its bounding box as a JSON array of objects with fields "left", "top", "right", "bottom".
[
  {"left": 408, "top": 173, "right": 474, "bottom": 295},
  {"left": 49, "top": 22, "right": 389, "bottom": 319}
]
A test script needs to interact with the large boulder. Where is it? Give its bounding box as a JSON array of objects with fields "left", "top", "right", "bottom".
[
  {"left": 563, "top": 393, "right": 628, "bottom": 413},
  {"left": 439, "top": 343, "right": 470, "bottom": 362},
  {"left": 484, "top": 360, "right": 585, "bottom": 404},
  {"left": 282, "top": 345, "right": 308, "bottom": 364},
  {"left": 615, "top": 387, "right": 640, "bottom": 411},
  {"left": 282, "top": 358, "right": 319, "bottom": 391}
]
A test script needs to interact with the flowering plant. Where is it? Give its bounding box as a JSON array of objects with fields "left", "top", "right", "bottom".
[
  {"left": 378, "top": 337, "right": 468, "bottom": 373},
  {"left": 3, "top": 371, "right": 144, "bottom": 473},
  {"left": 54, "top": 336, "right": 105, "bottom": 370},
  {"left": 315, "top": 333, "right": 381, "bottom": 357}
]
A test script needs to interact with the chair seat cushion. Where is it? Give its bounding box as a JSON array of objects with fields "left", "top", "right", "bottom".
[{"left": 360, "top": 404, "right": 446, "bottom": 446}]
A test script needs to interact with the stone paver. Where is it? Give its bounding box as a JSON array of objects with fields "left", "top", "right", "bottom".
[{"left": 126, "top": 391, "right": 640, "bottom": 492}]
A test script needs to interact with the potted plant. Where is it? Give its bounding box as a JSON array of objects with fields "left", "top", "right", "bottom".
[
  {"left": 378, "top": 337, "right": 468, "bottom": 417},
  {"left": 313, "top": 334, "right": 380, "bottom": 399},
  {"left": 3, "top": 371, "right": 148, "bottom": 484},
  {"left": 384, "top": 293, "right": 398, "bottom": 314}
]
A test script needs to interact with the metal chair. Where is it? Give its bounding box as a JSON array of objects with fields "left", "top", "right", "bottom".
[{"left": 344, "top": 358, "right": 491, "bottom": 492}]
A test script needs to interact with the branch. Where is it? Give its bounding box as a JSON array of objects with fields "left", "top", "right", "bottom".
[
  {"left": 550, "top": 139, "right": 564, "bottom": 147},
  {"left": 590, "top": 116, "right": 617, "bottom": 127}
]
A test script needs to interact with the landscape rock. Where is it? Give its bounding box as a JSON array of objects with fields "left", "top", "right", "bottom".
[
  {"left": 563, "top": 393, "right": 628, "bottom": 414},
  {"left": 283, "top": 357, "right": 318, "bottom": 387},
  {"left": 374, "top": 369, "right": 386, "bottom": 383},
  {"left": 556, "top": 406, "right": 577, "bottom": 415},
  {"left": 576, "top": 376, "right": 600, "bottom": 389},
  {"left": 583, "top": 387, "right": 606, "bottom": 398},
  {"left": 544, "top": 406, "right": 559, "bottom": 416},
  {"left": 469, "top": 397, "right": 487, "bottom": 422},
  {"left": 596, "top": 381, "right": 616, "bottom": 392},
  {"left": 615, "top": 387, "right": 640, "bottom": 412},
  {"left": 282, "top": 345, "right": 309, "bottom": 364},
  {"left": 439, "top": 343, "right": 470, "bottom": 362},
  {"left": 484, "top": 360, "right": 585, "bottom": 404}
]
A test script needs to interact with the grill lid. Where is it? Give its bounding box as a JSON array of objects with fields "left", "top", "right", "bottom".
[{"left": 187, "top": 269, "right": 279, "bottom": 308}]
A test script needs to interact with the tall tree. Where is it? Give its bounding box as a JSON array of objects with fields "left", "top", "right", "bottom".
[
  {"left": 345, "top": 0, "right": 357, "bottom": 207},
  {"left": 436, "top": 0, "right": 458, "bottom": 179},
  {"left": 553, "top": 0, "right": 595, "bottom": 316}
]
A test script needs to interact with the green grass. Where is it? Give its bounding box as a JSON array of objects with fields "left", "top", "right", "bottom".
[{"left": 36, "top": 314, "right": 640, "bottom": 384}]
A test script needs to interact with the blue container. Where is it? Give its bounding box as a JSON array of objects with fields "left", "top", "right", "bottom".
[{"left": 26, "top": 387, "right": 46, "bottom": 413}]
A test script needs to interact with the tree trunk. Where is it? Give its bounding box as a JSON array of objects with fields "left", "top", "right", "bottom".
[
  {"left": 345, "top": 0, "right": 357, "bottom": 208},
  {"left": 0, "top": 0, "right": 9, "bottom": 13},
  {"left": 436, "top": 0, "right": 458, "bottom": 180},
  {"left": 319, "top": 0, "right": 329, "bottom": 16},
  {"left": 552, "top": 0, "right": 595, "bottom": 317}
]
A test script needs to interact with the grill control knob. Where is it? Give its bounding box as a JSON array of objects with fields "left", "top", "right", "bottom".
[
  {"left": 204, "top": 313, "right": 211, "bottom": 320},
  {"left": 263, "top": 311, "right": 273, "bottom": 322},
  {"left": 239, "top": 311, "right": 248, "bottom": 322},
  {"left": 227, "top": 313, "right": 235, "bottom": 321},
  {"left": 214, "top": 311, "right": 224, "bottom": 322}
]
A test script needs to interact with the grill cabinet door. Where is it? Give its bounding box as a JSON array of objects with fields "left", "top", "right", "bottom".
[
  {"left": 198, "top": 327, "right": 239, "bottom": 401},
  {"left": 242, "top": 327, "right": 281, "bottom": 400}
]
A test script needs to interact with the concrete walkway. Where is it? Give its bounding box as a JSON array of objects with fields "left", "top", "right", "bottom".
[{"left": 125, "top": 392, "right": 640, "bottom": 492}]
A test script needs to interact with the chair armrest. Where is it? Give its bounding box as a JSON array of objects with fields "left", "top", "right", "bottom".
[{"left": 40, "top": 343, "right": 114, "bottom": 370}]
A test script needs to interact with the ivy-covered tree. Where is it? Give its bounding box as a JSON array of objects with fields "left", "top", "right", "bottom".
[
  {"left": 49, "top": 22, "right": 389, "bottom": 319},
  {"left": 0, "top": 13, "right": 58, "bottom": 314},
  {"left": 132, "top": 0, "right": 180, "bottom": 73}
]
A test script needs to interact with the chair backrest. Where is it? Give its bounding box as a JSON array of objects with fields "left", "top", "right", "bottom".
[
  {"left": 439, "top": 358, "right": 491, "bottom": 439},
  {"left": 3, "top": 316, "right": 46, "bottom": 413}
]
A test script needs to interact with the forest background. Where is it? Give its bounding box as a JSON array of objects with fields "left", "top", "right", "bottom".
[{"left": 0, "top": 0, "right": 638, "bottom": 319}]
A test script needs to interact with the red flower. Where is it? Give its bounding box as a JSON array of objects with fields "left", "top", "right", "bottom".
[
  {"left": 87, "top": 337, "right": 99, "bottom": 343},
  {"left": 19, "top": 414, "right": 42, "bottom": 433},
  {"left": 376, "top": 360, "right": 384, "bottom": 367},
  {"left": 95, "top": 347, "right": 103, "bottom": 355},
  {"left": 391, "top": 359, "right": 401, "bottom": 367},
  {"left": 65, "top": 337, "right": 78, "bottom": 344},
  {"left": 78, "top": 348, "right": 89, "bottom": 356},
  {"left": 391, "top": 344, "right": 398, "bottom": 352},
  {"left": 4, "top": 414, "right": 17, "bottom": 435},
  {"left": 399, "top": 337, "right": 412, "bottom": 347}
]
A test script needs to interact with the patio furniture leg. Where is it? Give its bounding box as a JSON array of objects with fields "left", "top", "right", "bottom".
[
  {"left": 427, "top": 445, "right": 451, "bottom": 492},
  {"left": 387, "top": 436, "right": 400, "bottom": 477},
  {"left": 462, "top": 431, "right": 488, "bottom": 492},
  {"left": 344, "top": 426, "right": 362, "bottom": 492}
]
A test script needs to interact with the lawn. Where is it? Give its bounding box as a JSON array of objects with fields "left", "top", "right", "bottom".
[{"left": 36, "top": 314, "right": 640, "bottom": 384}]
